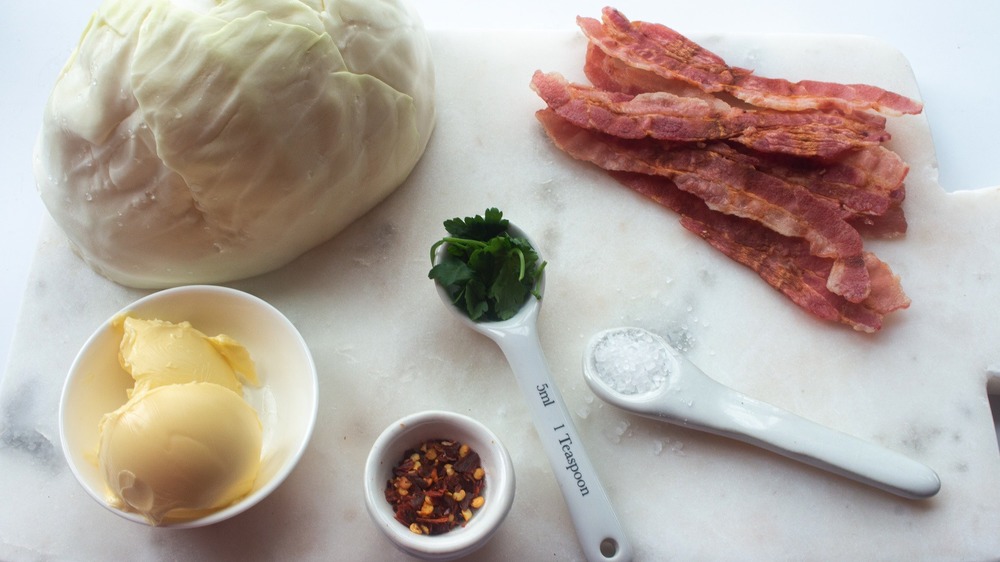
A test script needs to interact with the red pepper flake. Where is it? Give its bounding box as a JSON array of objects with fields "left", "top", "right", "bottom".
[{"left": 384, "top": 439, "right": 486, "bottom": 535}]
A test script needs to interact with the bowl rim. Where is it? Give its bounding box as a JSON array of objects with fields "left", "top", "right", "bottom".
[
  {"left": 58, "top": 284, "right": 319, "bottom": 528},
  {"left": 363, "top": 410, "right": 515, "bottom": 560}
]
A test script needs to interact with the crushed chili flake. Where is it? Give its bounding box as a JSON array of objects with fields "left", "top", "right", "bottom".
[{"left": 384, "top": 439, "right": 486, "bottom": 535}]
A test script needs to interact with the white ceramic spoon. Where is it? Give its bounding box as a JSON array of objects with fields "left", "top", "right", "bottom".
[
  {"left": 583, "top": 327, "right": 941, "bottom": 500},
  {"left": 434, "top": 225, "right": 633, "bottom": 562}
]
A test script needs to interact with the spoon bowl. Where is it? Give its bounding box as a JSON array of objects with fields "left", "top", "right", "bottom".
[
  {"left": 583, "top": 327, "right": 941, "bottom": 500},
  {"left": 432, "top": 222, "right": 544, "bottom": 339}
]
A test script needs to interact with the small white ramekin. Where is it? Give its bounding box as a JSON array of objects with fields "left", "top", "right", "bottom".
[{"left": 364, "top": 410, "right": 515, "bottom": 560}]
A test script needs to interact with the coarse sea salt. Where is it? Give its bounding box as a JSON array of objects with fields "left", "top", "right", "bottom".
[{"left": 589, "top": 328, "right": 670, "bottom": 396}]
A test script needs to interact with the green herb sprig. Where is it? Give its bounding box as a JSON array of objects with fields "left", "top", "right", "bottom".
[{"left": 429, "top": 208, "right": 546, "bottom": 322}]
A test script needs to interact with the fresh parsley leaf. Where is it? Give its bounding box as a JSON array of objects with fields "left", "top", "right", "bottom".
[
  {"left": 489, "top": 252, "right": 529, "bottom": 320},
  {"left": 442, "top": 207, "right": 508, "bottom": 240},
  {"left": 464, "top": 278, "right": 489, "bottom": 321},
  {"left": 429, "top": 208, "right": 546, "bottom": 322},
  {"left": 428, "top": 260, "right": 474, "bottom": 287}
]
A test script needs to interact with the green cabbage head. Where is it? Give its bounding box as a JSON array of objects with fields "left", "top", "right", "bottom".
[{"left": 35, "top": 0, "right": 435, "bottom": 288}]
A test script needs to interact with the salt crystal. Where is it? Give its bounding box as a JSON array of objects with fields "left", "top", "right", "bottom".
[
  {"left": 604, "top": 419, "right": 632, "bottom": 444},
  {"left": 615, "top": 420, "right": 629, "bottom": 436},
  {"left": 589, "top": 328, "right": 670, "bottom": 396}
]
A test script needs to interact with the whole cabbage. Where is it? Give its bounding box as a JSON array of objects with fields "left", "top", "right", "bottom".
[{"left": 34, "top": 0, "right": 435, "bottom": 288}]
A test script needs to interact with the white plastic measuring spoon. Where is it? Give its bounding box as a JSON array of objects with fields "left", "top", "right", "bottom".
[
  {"left": 582, "top": 327, "right": 941, "bottom": 500},
  {"left": 433, "top": 225, "right": 633, "bottom": 562}
]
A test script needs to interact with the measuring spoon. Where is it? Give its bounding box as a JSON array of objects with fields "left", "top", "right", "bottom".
[
  {"left": 433, "top": 225, "right": 633, "bottom": 562},
  {"left": 582, "top": 327, "right": 941, "bottom": 500}
]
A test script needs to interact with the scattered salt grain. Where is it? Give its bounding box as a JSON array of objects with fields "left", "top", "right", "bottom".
[
  {"left": 651, "top": 439, "right": 664, "bottom": 456},
  {"left": 604, "top": 419, "right": 631, "bottom": 444}
]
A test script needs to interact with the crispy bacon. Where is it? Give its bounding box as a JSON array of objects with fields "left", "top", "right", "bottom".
[
  {"left": 849, "top": 203, "right": 907, "bottom": 238},
  {"left": 578, "top": 12, "right": 742, "bottom": 94},
  {"left": 705, "top": 142, "right": 908, "bottom": 228},
  {"left": 580, "top": 7, "right": 923, "bottom": 116},
  {"left": 541, "top": 110, "right": 864, "bottom": 242},
  {"left": 532, "top": 8, "right": 917, "bottom": 330},
  {"left": 535, "top": 109, "right": 875, "bottom": 303},
  {"left": 584, "top": 42, "right": 695, "bottom": 96},
  {"left": 763, "top": 147, "right": 907, "bottom": 213},
  {"left": 530, "top": 70, "right": 890, "bottom": 159},
  {"left": 610, "top": 171, "right": 908, "bottom": 332},
  {"left": 579, "top": 46, "right": 910, "bottom": 230},
  {"left": 859, "top": 252, "right": 912, "bottom": 315}
]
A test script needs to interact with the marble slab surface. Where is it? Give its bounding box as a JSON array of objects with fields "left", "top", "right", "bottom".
[{"left": 2, "top": 30, "right": 999, "bottom": 561}]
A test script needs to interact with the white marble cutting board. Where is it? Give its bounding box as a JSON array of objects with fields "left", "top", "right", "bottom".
[{"left": 1, "top": 30, "right": 999, "bottom": 561}]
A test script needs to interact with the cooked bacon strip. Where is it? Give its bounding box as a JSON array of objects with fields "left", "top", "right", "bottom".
[
  {"left": 584, "top": 43, "right": 896, "bottom": 135},
  {"left": 584, "top": 43, "right": 896, "bottom": 150},
  {"left": 849, "top": 203, "right": 907, "bottom": 238},
  {"left": 537, "top": 8, "right": 916, "bottom": 329},
  {"left": 535, "top": 109, "right": 873, "bottom": 302},
  {"left": 827, "top": 254, "right": 870, "bottom": 304},
  {"left": 584, "top": 42, "right": 694, "bottom": 96},
  {"left": 860, "top": 252, "right": 911, "bottom": 315},
  {"left": 829, "top": 146, "right": 909, "bottom": 204},
  {"left": 610, "top": 171, "right": 908, "bottom": 332},
  {"left": 578, "top": 12, "right": 742, "bottom": 94},
  {"left": 765, "top": 146, "right": 908, "bottom": 237},
  {"left": 731, "top": 73, "right": 923, "bottom": 117},
  {"left": 680, "top": 213, "right": 905, "bottom": 332},
  {"left": 530, "top": 70, "right": 890, "bottom": 159},
  {"left": 581, "top": 45, "right": 910, "bottom": 230},
  {"left": 706, "top": 142, "right": 908, "bottom": 224},
  {"left": 765, "top": 146, "right": 907, "bottom": 213},
  {"left": 580, "top": 7, "right": 923, "bottom": 116}
]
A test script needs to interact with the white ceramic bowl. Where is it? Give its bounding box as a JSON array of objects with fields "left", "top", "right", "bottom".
[
  {"left": 58, "top": 285, "right": 318, "bottom": 528},
  {"left": 364, "top": 411, "right": 515, "bottom": 560}
]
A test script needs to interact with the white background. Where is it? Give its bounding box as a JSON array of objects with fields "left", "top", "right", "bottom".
[{"left": 2, "top": 1, "right": 998, "bottom": 379}]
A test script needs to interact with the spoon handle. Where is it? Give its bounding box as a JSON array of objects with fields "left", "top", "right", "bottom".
[
  {"left": 495, "top": 329, "right": 633, "bottom": 562},
  {"left": 672, "top": 356, "right": 941, "bottom": 499}
]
